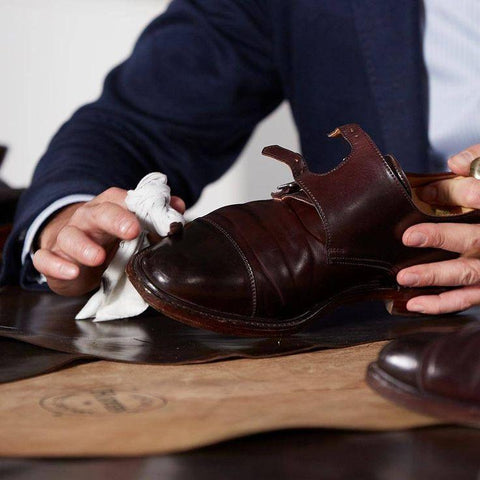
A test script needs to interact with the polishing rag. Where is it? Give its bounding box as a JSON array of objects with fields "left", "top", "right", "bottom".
[{"left": 75, "top": 173, "right": 185, "bottom": 322}]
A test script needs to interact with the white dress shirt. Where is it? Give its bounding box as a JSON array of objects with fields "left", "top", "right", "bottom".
[{"left": 424, "top": 0, "right": 480, "bottom": 161}]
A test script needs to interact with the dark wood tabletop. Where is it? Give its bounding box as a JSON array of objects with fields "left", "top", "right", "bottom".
[{"left": 1, "top": 427, "right": 479, "bottom": 480}]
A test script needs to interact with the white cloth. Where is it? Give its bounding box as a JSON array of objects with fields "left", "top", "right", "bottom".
[{"left": 75, "top": 172, "right": 185, "bottom": 322}]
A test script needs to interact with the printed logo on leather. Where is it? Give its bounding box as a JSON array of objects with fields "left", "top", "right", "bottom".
[{"left": 39, "top": 387, "right": 167, "bottom": 416}]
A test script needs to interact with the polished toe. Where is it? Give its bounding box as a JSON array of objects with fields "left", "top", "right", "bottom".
[
  {"left": 136, "top": 219, "right": 255, "bottom": 316},
  {"left": 377, "top": 332, "right": 444, "bottom": 388}
]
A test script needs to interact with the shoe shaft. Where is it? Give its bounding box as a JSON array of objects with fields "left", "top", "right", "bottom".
[{"left": 203, "top": 124, "right": 479, "bottom": 318}]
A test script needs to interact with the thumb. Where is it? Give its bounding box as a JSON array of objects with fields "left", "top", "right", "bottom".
[{"left": 448, "top": 145, "right": 480, "bottom": 176}]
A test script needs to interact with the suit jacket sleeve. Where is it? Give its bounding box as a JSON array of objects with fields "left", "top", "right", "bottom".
[{"left": 1, "top": 0, "right": 283, "bottom": 289}]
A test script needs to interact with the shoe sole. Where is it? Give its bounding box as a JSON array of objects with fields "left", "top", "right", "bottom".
[
  {"left": 127, "top": 251, "right": 452, "bottom": 337},
  {"left": 366, "top": 363, "right": 480, "bottom": 427}
]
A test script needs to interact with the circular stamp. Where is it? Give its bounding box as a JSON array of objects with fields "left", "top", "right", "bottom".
[{"left": 40, "top": 387, "right": 167, "bottom": 416}]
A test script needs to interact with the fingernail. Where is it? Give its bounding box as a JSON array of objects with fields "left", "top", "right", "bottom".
[
  {"left": 420, "top": 186, "right": 437, "bottom": 202},
  {"left": 399, "top": 272, "right": 420, "bottom": 286},
  {"left": 60, "top": 264, "right": 78, "bottom": 278},
  {"left": 408, "top": 302, "right": 425, "bottom": 313},
  {"left": 119, "top": 220, "right": 134, "bottom": 234},
  {"left": 406, "top": 232, "right": 427, "bottom": 246},
  {"left": 84, "top": 247, "right": 98, "bottom": 261}
]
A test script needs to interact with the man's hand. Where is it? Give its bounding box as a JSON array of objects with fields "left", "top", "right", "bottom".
[
  {"left": 33, "top": 187, "right": 186, "bottom": 297},
  {"left": 397, "top": 144, "right": 480, "bottom": 314}
]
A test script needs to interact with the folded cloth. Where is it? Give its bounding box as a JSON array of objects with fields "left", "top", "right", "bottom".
[{"left": 75, "top": 173, "right": 185, "bottom": 322}]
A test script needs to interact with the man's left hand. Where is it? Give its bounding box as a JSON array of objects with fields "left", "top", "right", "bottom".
[{"left": 397, "top": 144, "right": 480, "bottom": 314}]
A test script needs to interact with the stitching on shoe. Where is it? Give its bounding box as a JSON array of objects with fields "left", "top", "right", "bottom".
[
  {"left": 330, "top": 252, "right": 394, "bottom": 269},
  {"left": 330, "top": 255, "right": 392, "bottom": 267},
  {"left": 200, "top": 218, "right": 258, "bottom": 317},
  {"left": 138, "top": 256, "right": 389, "bottom": 329},
  {"left": 363, "top": 134, "right": 415, "bottom": 205},
  {"left": 330, "top": 258, "right": 393, "bottom": 273},
  {"left": 296, "top": 178, "right": 331, "bottom": 263}
]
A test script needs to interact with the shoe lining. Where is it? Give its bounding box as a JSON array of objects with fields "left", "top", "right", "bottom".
[
  {"left": 383, "top": 155, "right": 473, "bottom": 217},
  {"left": 409, "top": 176, "right": 473, "bottom": 217}
]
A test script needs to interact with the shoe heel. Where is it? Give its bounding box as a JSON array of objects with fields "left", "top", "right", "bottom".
[{"left": 384, "top": 287, "right": 449, "bottom": 316}]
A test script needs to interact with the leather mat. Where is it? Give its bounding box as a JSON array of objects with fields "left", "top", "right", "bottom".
[
  {"left": 0, "top": 341, "right": 443, "bottom": 458},
  {"left": 0, "top": 337, "right": 89, "bottom": 384},
  {"left": 0, "top": 287, "right": 473, "bottom": 367}
]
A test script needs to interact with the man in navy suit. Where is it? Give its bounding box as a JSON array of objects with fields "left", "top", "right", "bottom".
[{"left": 2, "top": 0, "right": 480, "bottom": 316}]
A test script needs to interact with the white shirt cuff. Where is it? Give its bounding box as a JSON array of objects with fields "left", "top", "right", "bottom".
[{"left": 21, "top": 194, "right": 95, "bottom": 269}]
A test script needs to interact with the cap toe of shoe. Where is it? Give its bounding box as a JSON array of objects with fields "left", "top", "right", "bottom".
[
  {"left": 133, "top": 219, "right": 255, "bottom": 317},
  {"left": 377, "top": 332, "right": 442, "bottom": 389}
]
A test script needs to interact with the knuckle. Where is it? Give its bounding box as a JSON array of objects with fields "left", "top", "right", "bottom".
[
  {"left": 464, "top": 178, "right": 480, "bottom": 207},
  {"left": 103, "top": 187, "right": 126, "bottom": 200},
  {"left": 435, "top": 235, "right": 447, "bottom": 249},
  {"left": 469, "top": 235, "right": 480, "bottom": 252},
  {"left": 90, "top": 203, "right": 111, "bottom": 223},
  {"left": 56, "top": 226, "right": 72, "bottom": 248},
  {"left": 71, "top": 203, "right": 89, "bottom": 222},
  {"left": 103, "top": 187, "right": 118, "bottom": 196},
  {"left": 458, "top": 259, "right": 480, "bottom": 285},
  {"left": 460, "top": 269, "right": 476, "bottom": 286},
  {"left": 423, "top": 269, "right": 437, "bottom": 285},
  {"left": 428, "top": 227, "right": 445, "bottom": 248},
  {"left": 470, "top": 260, "right": 480, "bottom": 284},
  {"left": 91, "top": 202, "right": 131, "bottom": 234}
]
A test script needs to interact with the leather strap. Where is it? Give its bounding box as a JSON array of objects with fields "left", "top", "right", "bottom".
[
  {"left": 262, "top": 145, "right": 309, "bottom": 178},
  {"left": 327, "top": 124, "right": 385, "bottom": 167}
]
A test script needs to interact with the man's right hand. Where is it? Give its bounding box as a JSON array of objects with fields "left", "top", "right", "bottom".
[{"left": 33, "top": 187, "right": 186, "bottom": 297}]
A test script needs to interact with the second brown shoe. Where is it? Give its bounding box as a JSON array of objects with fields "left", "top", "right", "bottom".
[
  {"left": 127, "top": 124, "right": 480, "bottom": 337},
  {"left": 366, "top": 321, "right": 480, "bottom": 427}
]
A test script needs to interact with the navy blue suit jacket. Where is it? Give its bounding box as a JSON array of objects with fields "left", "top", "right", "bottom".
[{"left": 1, "top": 0, "right": 434, "bottom": 288}]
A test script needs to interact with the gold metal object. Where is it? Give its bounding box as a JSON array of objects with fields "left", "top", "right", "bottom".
[{"left": 469, "top": 157, "right": 480, "bottom": 179}]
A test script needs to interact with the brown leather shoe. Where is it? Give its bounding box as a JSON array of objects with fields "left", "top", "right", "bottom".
[
  {"left": 127, "top": 124, "right": 480, "bottom": 337},
  {"left": 367, "top": 321, "right": 480, "bottom": 426}
]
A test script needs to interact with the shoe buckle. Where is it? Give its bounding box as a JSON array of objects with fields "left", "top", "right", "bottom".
[{"left": 272, "top": 181, "right": 301, "bottom": 198}]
